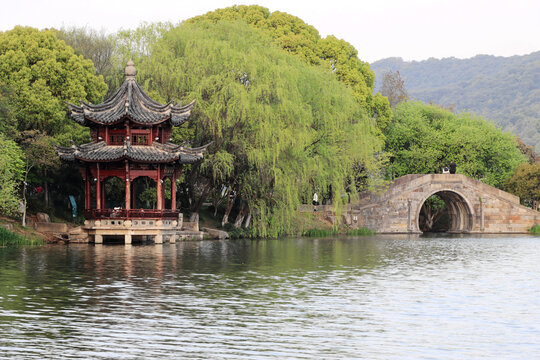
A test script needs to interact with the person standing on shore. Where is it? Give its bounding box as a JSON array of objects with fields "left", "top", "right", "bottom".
[
  {"left": 313, "top": 192, "right": 318, "bottom": 211},
  {"left": 449, "top": 160, "right": 456, "bottom": 174}
]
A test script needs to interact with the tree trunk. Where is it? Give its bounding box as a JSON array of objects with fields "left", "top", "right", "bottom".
[
  {"left": 234, "top": 201, "right": 248, "bottom": 228},
  {"left": 244, "top": 211, "right": 251, "bottom": 228},
  {"left": 221, "top": 192, "right": 237, "bottom": 227},
  {"left": 212, "top": 190, "right": 226, "bottom": 217},
  {"left": 21, "top": 163, "right": 32, "bottom": 227},
  {"left": 44, "top": 169, "right": 49, "bottom": 208},
  {"left": 421, "top": 202, "right": 443, "bottom": 231},
  {"left": 189, "top": 212, "right": 199, "bottom": 223},
  {"left": 189, "top": 181, "right": 211, "bottom": 225}
]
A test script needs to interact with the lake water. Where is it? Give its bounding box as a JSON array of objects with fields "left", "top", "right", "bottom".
[{"left": 0, "top": 235, "right": 539, "bottom": 359}]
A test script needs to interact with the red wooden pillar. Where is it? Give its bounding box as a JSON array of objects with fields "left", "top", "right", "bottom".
[
  {"left": 125, "top": 160, "right": 131, "bottom": 210},
  {"left": 85, "top": 166, "right": 91, "bottom": 210},
  {"left": 132, "top": 181, "right": 136, "bottom": 209},
  {"left": 96, "top": 163, "right": 102, "bottom": 210},
  {"left": 156, "top": 164, "right": 163, "bottom": 210},
  {"left": 171, "top": 173, "right": 177, "bottom": 211}
]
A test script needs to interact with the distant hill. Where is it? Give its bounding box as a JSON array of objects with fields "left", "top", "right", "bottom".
[{"left": 371, "top": 52, "right": 540, "bottom": 151}]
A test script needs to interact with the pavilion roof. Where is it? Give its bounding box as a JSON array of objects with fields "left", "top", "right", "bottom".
[
  {"left": 55, "top": 140, "right": 210, "bottom": 164},
  {"left": 67, "top": 60, "right": 194, "bottom": 127}
]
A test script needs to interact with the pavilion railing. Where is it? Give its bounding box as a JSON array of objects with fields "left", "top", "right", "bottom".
[{"left": 84, "top": 209, "right": 180, "bottom": 220}]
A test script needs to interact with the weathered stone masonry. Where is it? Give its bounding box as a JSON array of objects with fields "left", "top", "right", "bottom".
[{"left": 342, "top": 174, "right": 539, "bottom": 234}]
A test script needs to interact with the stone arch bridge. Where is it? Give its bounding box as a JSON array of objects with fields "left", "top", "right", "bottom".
[{"left": 342, "top": 174, "right": 539, "bottom": 234}]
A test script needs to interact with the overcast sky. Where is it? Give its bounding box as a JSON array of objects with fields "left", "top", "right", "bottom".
[{"left": 1, "top": 0, "right": 539, "bottom": 63}]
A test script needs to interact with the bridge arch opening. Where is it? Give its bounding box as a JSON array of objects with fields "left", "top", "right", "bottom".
[{"left": 417, "top": 190, "right": 473, "bottom": 233}]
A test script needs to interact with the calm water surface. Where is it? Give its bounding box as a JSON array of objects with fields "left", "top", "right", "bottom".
[{"left": 0, "top": 235, "right": 539, "bottom": 359}]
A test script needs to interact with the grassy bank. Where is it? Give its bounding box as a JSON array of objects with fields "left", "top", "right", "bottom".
[
  {"left": 302, "top": 227, "right": 375, "bottom": 237},
  {"left": 302, "top": 228, "right": 339, "bottom": 237},
  {"left": 0, "top": 227, "right": 44, "bottom": 246}
]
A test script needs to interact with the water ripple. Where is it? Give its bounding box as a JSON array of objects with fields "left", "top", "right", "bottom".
[{"left": 0, "top": 235, "right": 539, "bottom": 359}]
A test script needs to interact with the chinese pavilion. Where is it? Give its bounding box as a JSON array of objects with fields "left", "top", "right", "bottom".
[{"left": 56, "top": 61, "right": 209, "bottom": 244}]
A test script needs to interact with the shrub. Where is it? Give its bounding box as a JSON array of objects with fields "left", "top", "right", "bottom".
[
  {"left": 302, "top": 228, "right": 338, "bottom": 237},
  {"left": 346, "top": 227, "right": 376, "bottom": 236},
  {"left": 529, "top": 224, "right": 540, "bottom": 235}
]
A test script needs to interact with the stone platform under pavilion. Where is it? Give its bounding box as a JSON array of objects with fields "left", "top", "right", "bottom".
[{"left": 85, "top": 214, "right": 204, "bottom": 244}]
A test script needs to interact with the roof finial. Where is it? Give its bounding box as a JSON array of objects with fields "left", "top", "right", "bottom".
[{"left": 125, "top": 60, "right": 136, "bottom": 79}]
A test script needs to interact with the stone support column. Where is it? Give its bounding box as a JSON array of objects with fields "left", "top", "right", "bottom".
[
  {"left": 95, "top": 234, "right": 103, "bottom": 244},
  {"left": 125, "top": 233, "right": 132, "bottom": 245}
]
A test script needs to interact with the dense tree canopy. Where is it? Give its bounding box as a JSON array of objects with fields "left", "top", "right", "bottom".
[
  {"left": 0, "top": 26, "right": 107, "bottom": 142},
  {"left": 0, "top": 133, "right": 24, "bottom": 216},
  {"left": 188, "top": 5, "right": 392, "bottom": 131},
  {"left": 385, "top": 101, "right": 525, "bottom": 188},
  {"left": 0, "top": 27, "right": 108, "bottom": 221},
  {"left": 505, "top": 162, "right": 540, "bottom": 210},
  {"left": 129, "top": 20, "right": 382, "bottom": 236}
]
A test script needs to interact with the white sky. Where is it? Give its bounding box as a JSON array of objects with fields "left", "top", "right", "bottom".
[{"left": 1, "top": 0, "right": 539, "bottom": 63}]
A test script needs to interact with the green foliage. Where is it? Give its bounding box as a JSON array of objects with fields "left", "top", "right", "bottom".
[
  {"left": 201, "top": 151, "right": 235, "bottom": 184},
  {"left": 0, "top": 133, "right": 24, "bottom": 216},
  {"left": 346, "top": 228, "right": 376, "bottom": 236},
  {"left": 127, "top": 20, "right": 382, "bottom": 237},
  {"left": 138, "top": 188, "right": 157, "bottom": 208},
  {"left": 0, "top": 227, "right": 43, "bottom": 246},
  {"left": 0, "top": 26, "right": 107, "bottom": 140},
  {"left": 302, "top": 228, "right": 338, "bottom": 237},
  {"left": 108, "top": 22, "right": 174, "bottom": 97},
  {"left": 529, "top": 224, "right": 540, "bottom": 234},
  {"left": 18, "top": 130, "right": 59, "bottom": 171},
  {"left": 188, "top": 5, "right": 391, "bottom": 131},
  {"left": 0, "top": 84, "right": 17, "bottom": 138},
  {"left": 103, "top": 177, "right": 125, "bottom": 208},
  {"left": 224, "top": 224, "right": 254, "bottom": 239},
  {"left": 505, "top": 162, "right": 540, "bottom": 209},
  {"left": 420, "top": 194, "right": 448, "bottom": 232},
  {"left": 372, "top": 53, "right": 540, "bottom": 151},
  {"left": 385, "top": 101, "right": 526, "bottom": 188}
]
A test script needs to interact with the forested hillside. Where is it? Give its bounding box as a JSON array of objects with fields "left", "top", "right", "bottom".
[{"left": 371, "top": 52, "right": 540, "bottom": 151}]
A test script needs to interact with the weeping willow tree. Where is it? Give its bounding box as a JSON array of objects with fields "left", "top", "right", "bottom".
[
  {"left": 187, "top": 5, "right": 392, "bottom": 132},
  {"left": 127, "top": 20, "right": 382, "bottom": 237}
]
